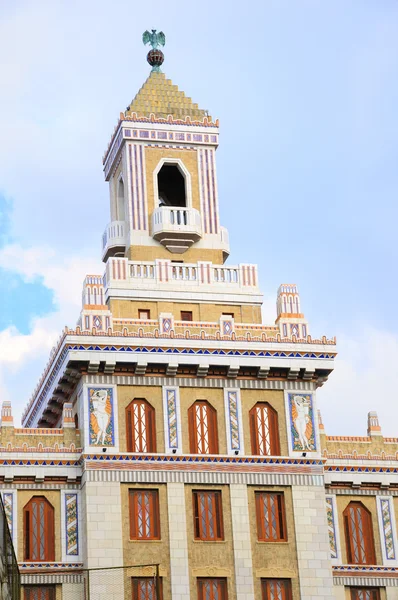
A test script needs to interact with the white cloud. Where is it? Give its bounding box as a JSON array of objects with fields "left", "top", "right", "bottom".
[{"left": 317, "top": 328, "right": 398, "bottom": 438}]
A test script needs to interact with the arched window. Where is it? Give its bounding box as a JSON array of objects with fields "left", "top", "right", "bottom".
[
  {"left": 24, "top": 496, "right": 55, "bottom": 561},
  {"left": 344, "top": 502, "right": 376, "bottom": 565},
  {"left": 126, "top": 399, "right": 156, "bottom": 453},
  {"left": 117, "top": 178, "right": 125, "bottom": 221},
  {"left": 157, "top": 164, "right": 186, "bottom": 207},
  {"left": 188, "top": 401, "right": 218, "bottom": 454},
  {"left": 250, "top": 403, "right": 280, "bottom": 456}
]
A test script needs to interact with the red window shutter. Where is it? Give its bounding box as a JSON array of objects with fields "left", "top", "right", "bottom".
[
  {"left": 250, "top": 403, "right": 280, "bottom": 457},
  {"left": 256, "top": 493, "right": 287, "bottom": 542},
  {"left": 24, "top": 508, "right": 30, "bottom": 560},
  {"left": 126, "top": 405, "right": 133, "bottom": 452},
  {"left": 344, "top": 502, "right": 376, "bottom": 565},
  {"left": 188, "top": 404, "right": 197, "bottom": 453},
  {"left": 262, "top": 579, "right": 291, "bottom": 600}
]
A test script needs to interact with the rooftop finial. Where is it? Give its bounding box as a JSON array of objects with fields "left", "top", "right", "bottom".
[{"left": 143, "top": 29, "right": 166, "bottom": 72}]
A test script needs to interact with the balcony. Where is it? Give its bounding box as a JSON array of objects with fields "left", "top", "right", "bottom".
[
  {"left": 102, "top": 220, "right": 127, "bottom": 262},
  {"left": 152, "top": 207, "right": 202, "bottom": 253}
]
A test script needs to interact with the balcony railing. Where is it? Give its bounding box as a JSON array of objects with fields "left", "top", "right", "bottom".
[
  {"left": 152, "top": 206, "right": 202, "bottom": 252},
  {"left": 102, "top": 220, "right": 127, "bottom": 262}
]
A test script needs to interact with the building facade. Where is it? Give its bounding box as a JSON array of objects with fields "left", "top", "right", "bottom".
[{"left": 1, "top": 40, "right": 398, "bottom": 600}]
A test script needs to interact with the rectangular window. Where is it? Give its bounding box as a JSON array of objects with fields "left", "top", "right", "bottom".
[
  {"left": 350, "top": 589, "right": 380, "bottom": 600},
  {"left": 129, "top": 490, "right": 160, "bottom": 540},
  {"left": 198, "top": 579, "right": 227, "bottom": 600},
  {"left": 138, "top": 310, "right": 150, "bottom": 320},
  {"left": 193, "top": 491, "right": 224, "bottom": 541},
  {"left": 25, "top": 587, "right": 56, "bottom": 600},
  {"left": 131, "top": 578, "right": 162, "bottom": 600},
  {"left": 256, "top": 492, "right": 287, "bottom": 542},
  {"left": 222, "top": 313, "right": 234, "bottom": 318},
  {"left": 262, "top": 579, "right": 291, "bottom": 600},
  {"left": 180, "top": 310, "right": 193, "bottom": 321}
]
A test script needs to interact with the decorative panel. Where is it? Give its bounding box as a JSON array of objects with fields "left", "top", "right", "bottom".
[
  {"left": 286, "top": 392, "right": 317, "bottom": 453},
  {"left": 224, "top": 388, "right": 243, "bottom": 454},
  {"left": 162, "top": 386, "right": 181, "bottom": 453},
  {"left": 65, "top": 493, "right": 79, "bottom": 556},
  {"left": 88, "top": 387, "right": 115, "bottom": 447},
  {"left": 378, "top": 496, "right": 397, "bottom": 562},
  {"left": 2, "top": 492, "right": 13, "bottom": 537},
  {"left": 326, "top": 496, "right": 338, "bottom": 559}
]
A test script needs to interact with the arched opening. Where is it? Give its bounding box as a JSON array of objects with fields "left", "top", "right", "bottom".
[
  {"left": 126, "top": 398, "right": 156, "bottom": 453},
  {"left": 188, "top": 400, "right": 218, "bottom": 454},
  {"left": 117, "top": 178, "right": 125, "bottom": 221},
  {"left": 344, "top": 501, "right": 376, "bottom": 564},
  {"left": 249, "top": 402, "right": 280, "bottom": 456},
  {"left": 157, "top": 164, "right": 186, "bottom": 207},
  {"left": 24, "top": 496, "right": 55, "bottom": 561}
]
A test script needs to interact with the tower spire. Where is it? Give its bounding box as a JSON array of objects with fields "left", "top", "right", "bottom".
[{"left": 142, "top": 29, "right": 166, "bottom": 72}]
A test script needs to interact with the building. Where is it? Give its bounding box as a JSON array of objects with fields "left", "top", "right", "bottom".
[{"left": 1, "top": 33, "right": 398, "bottom": 600}]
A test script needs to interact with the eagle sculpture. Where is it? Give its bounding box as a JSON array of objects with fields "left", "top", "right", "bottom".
[{"left": 142, "top": 29, "right": 166, "bottom": 50}]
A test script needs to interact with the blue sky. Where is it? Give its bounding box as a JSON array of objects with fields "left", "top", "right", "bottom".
[{"left": 0, "top": 0, "right": 397, "bottom": 434}]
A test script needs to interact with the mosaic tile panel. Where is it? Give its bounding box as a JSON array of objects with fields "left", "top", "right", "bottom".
[
  {"left": 65, "top": 494, "right": 79, "bottom": 556},
  {"left": 380, "top": 498, "right": 396, "bottom": 560},
  {"left": 326, "top": 496, "right": 338, "bottom": 559},
  {"left": 166, "top": 388, "right": 178, "bottom": 449},
  {"left": 288, "top": 393, "right": 317, "bottom": 452},
  {"left": 88, "top": 387, "right": 115, "bottom": 446},
  {"left": 227, "top": 391, "right": 240, "bottom": 451}
]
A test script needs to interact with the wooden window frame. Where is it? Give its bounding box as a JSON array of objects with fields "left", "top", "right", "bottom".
[
  {"left": 188, "top": 400, "right": 219, "bottom": 455},
  {"left": 138, "top": 309, "right": 150, "bottom": 320},
  {"left": 23, "top": 496, "right": 55, "bottom": 562},
  {"left": 131, "top": 577, "right": 163, "bottom": 600},
  {"left": 129, "top": 489, "right": 160, "bottom": 540},
  {"left": 350, "top": 589, "right": 380, "bottom": 600},
  {"left": 249, "top": 402, "right": 280, "bottom": 456},
  {"left": 180, "top": 310, "right": 193, "bottom": 322},
  {"left": 197, "top": 578, "right": 227, "bottom": 600},
  {"left": 193, "top": 490, "right": 224, "bottom": 541},
  {"left": 126, "top": 399, "right": 156, "bottom": 453},
  {"left": 261, "top": 579, "right": 292, "bottom": 600},
  {"left": 24, "top": 586, "right": 56, "bottom": 600},
  {"left": 344, "top": 502, "right": 376, "bottom": 565},
  {"left": 255, "top": 492, "right": 287, "bottom": 542}
]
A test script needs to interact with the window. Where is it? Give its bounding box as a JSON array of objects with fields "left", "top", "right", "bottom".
[
  {"left": 262, "top": 579, "right": 292, "bottom": 600},
  {"left": 350, "top": 590, "right": 380, "bottom": 600},
  {"left": 249, "top": 403, "right": 280, "bottom": 456},
  {"left": 132, "top": 578, "right": 162, "bottom": 600},
  {"left": 198, "top": 579, "right": 227, "bottom": 600},
  {"left": 344, "top": 502, "right": 376, "bottom": 565},
  {"left": 222, "top": 313, "right": 234, "bottom": 318},
  {"left": 24, "top": 497, "right": 55, "bottom": 561},
  {"left": 193, "top": 491, "right": 224, "bottom": 541},
  {"left": 256, "top": 492, "right": 287, "bottom": 542},
  {"left": 117, "top": 178, "right": 125, "bottom": 221},
  {"left": 129, "top": 490, "right": 160, "bottom": 540},
  {"left": 158, "top": 164, "right": 186, "bottom": 207},
  {"left": 24, "top": 587, "right": 55, "bottom": 600},
  {"left": 188, "top": 401, "right": 219, "bottom": 454},
  {"left": 126, "top": 399, "right": 156, "bottom": 453},
  {"left": 139, "top": 309, "right": 150, "bottom": 320},
  {"left": 180, "top": 310, "right": 193, "bottom": 321}
]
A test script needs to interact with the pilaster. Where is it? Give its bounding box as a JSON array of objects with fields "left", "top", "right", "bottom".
[
  {"left": 167, "top": 482, "right": 190, "bottom": 600},
  {"left": 230, "top": 484, "right": 255, "bottom": 600},
  {"left": 291, "top": 485, "right": 335, "bottom": 600}
]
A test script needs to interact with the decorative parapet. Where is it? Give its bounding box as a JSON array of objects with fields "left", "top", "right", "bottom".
[
  {"left": 368, "top": 411, "right": 382, "bottom": 436},
  {"left": 1, "top": 400, "right": 14, "bottom": 426},
  {"left": 62, "top": 403, "right": 75, "bottom": 429}
]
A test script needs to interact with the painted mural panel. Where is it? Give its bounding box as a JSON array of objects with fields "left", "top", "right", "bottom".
[
  {"left": 166, "top": 388, "right": 178, "bottom": 449},
  {"left": 288, "top": 393, "right": 316, "bottom": 452},
  {"left": 88, "top": 387, "right": 115, "bottom": 446},
  {"left": 227, "top": 391, "right": 240, "bottom": 450}
]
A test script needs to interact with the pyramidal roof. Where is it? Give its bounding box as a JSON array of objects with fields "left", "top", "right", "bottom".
[{"left": 126, "top": 71, "right": 211, "bottom": 122}]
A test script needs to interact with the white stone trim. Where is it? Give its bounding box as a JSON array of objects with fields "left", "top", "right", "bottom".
[
  {"left": 162, "top": 386, "right": 182, "bottom": 454},
  {"left": 223, "top": 388, "right": 244, "bottom": 455},
  {"left": 60, "top": 490, "right": 82, "bottom": 563},
  {"left": 167, "top": 483, "right": 190, "bottom": 600},
  {"left": 376, "top": 495, "right": 398, "bottom": 566}
]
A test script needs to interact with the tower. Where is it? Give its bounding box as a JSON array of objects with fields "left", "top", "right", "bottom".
[{"left": 6, "top": 33, "right": 397, "bottom": 600}]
